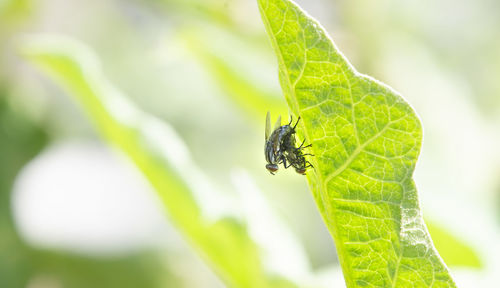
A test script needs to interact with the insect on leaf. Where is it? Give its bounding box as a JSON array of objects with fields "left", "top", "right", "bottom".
[{"left": 258, "top": 0, "right": 457, "bottom": 286}]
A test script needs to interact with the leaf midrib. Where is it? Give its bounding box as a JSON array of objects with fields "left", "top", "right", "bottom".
[{"left": 323, "top": 119, "right": 396, "bottom": 185}]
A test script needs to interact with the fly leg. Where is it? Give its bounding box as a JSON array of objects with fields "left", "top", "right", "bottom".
[
  {"left": 297, "top": 138, "right": 312, "bottom": 150},
  {"left": 297, "top": 138, "right": 306, "bottom": 149},
  {"left": 282, "top": 156, "right": 293, "bottom": 169},
  {"left": 292, "top": 116, "right": 301, "bottom": 130}
]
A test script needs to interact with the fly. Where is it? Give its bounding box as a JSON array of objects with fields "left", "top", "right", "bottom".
[
  {"left": 284, "top": 139, "right": 314, "bottom": 175},
  {"left": 264, "top": 111, "right": 285, "bottom": 174},
  {"left": 264, "top": 111, "right": 313, "bottom": 175}
]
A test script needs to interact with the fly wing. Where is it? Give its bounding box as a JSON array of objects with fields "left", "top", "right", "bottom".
[
  {"left": 273, "top": 115, "right": 281, "bottom": 131},
  {"left": 265, "top": 111, "right": 271, "bottom": 142}
]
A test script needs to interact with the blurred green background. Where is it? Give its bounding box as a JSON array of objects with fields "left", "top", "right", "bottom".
[{"left": 1, "top": 0, "right": 499, "bottom": 287}]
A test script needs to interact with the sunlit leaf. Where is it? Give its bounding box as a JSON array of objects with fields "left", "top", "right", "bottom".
[
  {"left": 22, "top": 37, "right": 295, "bottom": 288},
  {"left": 186, "top": 11, "right": 480, "bottom": 278},
  {"left": 258, "top": 0, "right": 456, "bottom": 286}
]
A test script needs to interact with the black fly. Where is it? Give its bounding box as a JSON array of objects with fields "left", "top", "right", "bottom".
[
  {"left": 264, "top": 112, "right": 313, "bottom": 175},
  {"left": 284, "top": 138, "right": 314, "bottom": 175},
  {"left": 264, "top": 112, "right": 287, "bottom": 174}
]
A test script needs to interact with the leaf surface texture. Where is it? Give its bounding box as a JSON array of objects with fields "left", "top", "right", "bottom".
[{"left": 258, "top": 0, "right": 457, "bottom": 286}]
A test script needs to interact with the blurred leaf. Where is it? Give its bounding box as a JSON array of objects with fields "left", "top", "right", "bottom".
[
  {"left": 0, "top": 88, "right": 48, "bottom": 288},
  {"left": 258, "top": 0, "right": 456, "bottom": 286},
  {"left": 146, "top": 0, "right": 234, "bottom": 28},
  {"left": 0, "top": 89, "right": 173, "bottom": 288},
  {"left": 0, "top": 0, "right": 33, "bottom": 31},
  {"left": 184, "top": 28, "right": 288, "bottom": 120},
  {"left": 25, "top": 249, "right": 171, "bottom": 288},
  {"left": 22, "top": 37, "right": 297, "bottom": 288},
  {"left": 426, "top": 220, "right": 482, "bottom": 268}
]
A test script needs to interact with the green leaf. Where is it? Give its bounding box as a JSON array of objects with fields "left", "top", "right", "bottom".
[
  {"left": 0, "top": 88, "right": 48, "bottom": 288},
  {"left": 182, "top": 27, "right": 288, "bottom": 120},
  {"left": 21, "top": 37, "right": 292, "bottom": 288},
  {"left": 426, "top": 219, "right": 482, "bottom": 269},
  {"left": 25, "top": 249, "right": 176, "bottom": 288},
  {"left": 258, "top": 0, "right": 456, "bottom": 286},
  {"left": 0, "top": 87, "right": 172, "bottom": 288},
  {"left": 186, "top": 16, "right": 480, "bottom": 278}
]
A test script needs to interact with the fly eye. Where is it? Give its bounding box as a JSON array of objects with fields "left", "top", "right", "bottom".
[{"left": 266, "top": 164, "right": 279, "bottom": 173}]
